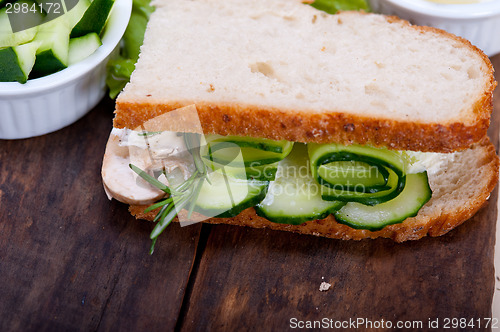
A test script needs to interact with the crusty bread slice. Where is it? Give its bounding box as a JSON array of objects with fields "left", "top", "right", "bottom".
[
  {"left": 114, "top": 0, "right": 496, "bottom": 152},
  {"left": 129, "top": 137, "right": 499, "bottom": 242}
]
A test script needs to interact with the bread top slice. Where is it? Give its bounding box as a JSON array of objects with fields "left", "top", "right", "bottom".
[{"left": 114, "top": 0, "right": 497, "bottom": 152}]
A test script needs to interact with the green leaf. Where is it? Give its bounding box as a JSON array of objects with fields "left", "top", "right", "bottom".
[
  {"left": 106, "top": 58, "right": 136, "bottom": 99},
  {"left": 129, "top": 164, "right": 171, "bottom": 194},
  {"left": 184, "top": 133, "right": 206, "bottom": 175},
  {"left": 186, "top": 177, "right": 204, "bottom": 219},
  {"left": 105, "top": 0, "right": 154, "bottom": 98},
  {"left": 309, "top": 0, "right": 370, "bottom": 14},
  {"left": 122, "top": 11, "right": 148, "bottom": 60},
  {"left": 144, "top": 197, "right": 173, "bottom": 213},
  {"left": 150, "top": 197, "right": 190, "bottom": 239},
  {"left": 149, "top": 237, "right": 158, "bottom": 255}
]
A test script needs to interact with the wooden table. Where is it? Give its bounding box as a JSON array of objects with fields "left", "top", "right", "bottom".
[{"left": 1, "top": 55, "right": 499, "bottom": 331}]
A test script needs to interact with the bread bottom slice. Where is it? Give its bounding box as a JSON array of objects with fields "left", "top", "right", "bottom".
[{"left": 129, "top": 138, "right": 499, "bottom": 242}]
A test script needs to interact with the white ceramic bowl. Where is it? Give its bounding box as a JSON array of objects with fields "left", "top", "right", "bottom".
[
  {"left": 0, "top": 0, "right": 132, "bottom": 139},
  {"left": 368, "top": 0, "right": 500, "bottom": 57}
]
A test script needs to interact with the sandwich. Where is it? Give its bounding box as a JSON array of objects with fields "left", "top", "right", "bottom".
[{"left": 102, "top": 0, "right": 499, "bottom": 251}]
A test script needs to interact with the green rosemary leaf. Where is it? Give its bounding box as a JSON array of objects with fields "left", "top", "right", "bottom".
[
  {"left": 150, "top": 197, "right": 191, "bottom": 239},
  {"left": 187, "top": 177, "right": 205, "bottom": 219},
  {"left": 145, "top": 197, "right": 173, "bottom": 214},
  {"left": 138, "top": 131, "right": 162, "bottom": 137},
  {"left": 184, "top": 133, "right": 206, "bottom": 175},
  {"left": 153, "top": 203, "right": 171, "bottom": 223},
  {"left": 149, "top": 237, "right": 158, "bottom": 255},
  {"left": 129, "top": 164, "right": 171, "bottom": 194},
  {"left": 175, "top": 170, "right": 199, "bottom": 193}
]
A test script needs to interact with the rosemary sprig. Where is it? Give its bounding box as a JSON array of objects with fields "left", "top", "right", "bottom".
[
  {"left": 186, "top": 177, "right": 205, "bottom": 219},
  {"left": 129, "top": 165, "right": 207, "bottom": 254},
  {"left": 184, "top": 133, "right": 206, "bottom": 175},
  {"left": 129, "top": 164, "right": 173, "bottom": 195},
  {"left": 129, "top": 133, "right": 209, "bottom": 254}
]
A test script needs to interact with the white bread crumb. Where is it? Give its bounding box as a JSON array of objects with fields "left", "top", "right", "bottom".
[{"left": 319, "top": 282, "right": 331, "bottom": 292}]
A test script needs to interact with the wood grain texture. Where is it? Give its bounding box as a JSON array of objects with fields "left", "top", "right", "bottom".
[
  {"left": 0, "top": 57, "right": 498, "bottom": 332},
  {"left": 177, "top": 203, "right": 497, "bottom": 331}
]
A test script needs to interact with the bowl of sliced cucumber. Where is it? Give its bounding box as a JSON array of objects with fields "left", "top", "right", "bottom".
[{"left": 0, "top": 0, "right": 132, "bottom": 139}]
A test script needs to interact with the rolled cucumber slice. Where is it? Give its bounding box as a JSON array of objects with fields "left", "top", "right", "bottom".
[
  {"left": 68, "top": 32, "right": 101, "bottom": 65},
  {"left": 334, "top": 172, "right": 432, "bottom": 231},
  {"left": 208, "top": 161, "right": 278, "bottom": 181},
  {"left": 256, "top": 144, "right": 344, "bottom": 225},
  {"left": 205, "top": 134, "right": 294, "bottom": 154},
  {"left": 318, "top": 160, "right": 389, "bottom": 190},
  {"left": 202, "top": 135, "right": 294, "bottom": 168},
  {"left": 0, "top": 41, "right": 38, "bottom": 83},
  {"left": 308, "top": 143, "right": 408, "bottom": 205},
  {"left": 194, "top": 170, "right": 268, "bottom": 218},
  {"left": 320, "top": 168, "right": 406, "bottom": 206},
  {"left": 207, "top": 146, "right": 285, "bottom": 167}
]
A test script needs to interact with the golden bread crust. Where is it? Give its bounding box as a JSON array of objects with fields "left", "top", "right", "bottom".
[
  {"left": 129, "top": 138, "right": 499, "bottom": 242},
  {"left": 115, "top": 99, "right": 493, "bottom": 153}
]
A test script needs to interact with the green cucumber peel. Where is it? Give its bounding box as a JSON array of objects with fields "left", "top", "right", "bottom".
[
  {"left": 194, "top": 180, "right": 268, "bottom": 218},
  {"left": 308, "top": 143, "right": 408, "bottom": 205},
  {"left": 206, "top": 135, "right": 293, "bottom": 154},
  {"left": 333, "top": 172, "right": 432, "bottom": 231},
  {"left": 70, "top": 0, "right": 115, "bottom": 38}
]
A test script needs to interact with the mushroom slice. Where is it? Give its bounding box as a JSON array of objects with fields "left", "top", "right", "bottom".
[{"left": 102, "top": 133, "right": 166, "bottom": 205}]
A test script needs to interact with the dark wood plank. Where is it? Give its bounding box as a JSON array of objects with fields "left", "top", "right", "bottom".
[
  {"left": 0, "top": 99, "right": 201, "bottom": 332},
  {"left": 178, "top": 55, "right": 500, "bottom": 331}
]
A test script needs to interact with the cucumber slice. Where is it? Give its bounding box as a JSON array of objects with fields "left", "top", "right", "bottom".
[
  {"left": 194, "top": 171, "right": 268, "bottom": 218},
  {"left": 202, "top": 135, "right": 293, "bottom": 168},
  {"left": 35, "top": 0, "right": 65, "bottom": 22},
  {"left": 309, "top": 143, "right": 407, "bottom": 181},
  {"left": 0, "top": 41, "right": 38, "bottom": 83},
  {"left": 308, "top": 143, "right": 407, "bottom": 205},
  {"left": 320, "top": 167, "right": 406, "bottom": 206},
  {"left": 30, "top": 19, "right": 70, "bottom": 78},
  {"left": 34, "top": 0, "right": 90, "bottom": 28},
  {"left": 318, "top": 160, "right": 389, "bottom": 191},
  {"left": 70, "top": 0, "right": 114, "bottom": 38},
  {"left": 64, "top": 0, "right": 78, "bottom": 11},
  {"left": 68, "top": 32, "right": 101, "bottom": 65},
  {"left": 0, "top": 6, "right": 39, "bottom": 48},
  {"left": 244, "top": 162, "right": 278, "bottom": 181},
  {"left": 64, "top": 0, "right": 90, "bottom": 28},
  {"left": 205, "top": 134, "right": 293, "bottom": 154},
  {"left": 206, "top": 160, "right": 278, "bottom": 181},
  {"left": 256, "top": 144, "right": 344, "bottom": 225},
  {"left": 4, "top": 0, "right": 44, "bottom": 33},
  {"left": 334, "top": 172, "right": 432, "bottom": 231},
  {"left": 203, "top": 146, "right": 283, "bottom": 167}
]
